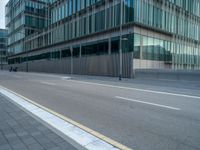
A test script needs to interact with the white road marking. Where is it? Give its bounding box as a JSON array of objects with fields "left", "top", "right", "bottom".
[
  {"left": 12, "top": 75, "right": 23, "bottom": 78},
  {"left": 10, "top": 72, "right": 67, "bottom": 79},
  {"left": 66, "top": 80, "right": 200, "bottom": 99},
  {"left": 61, "top": 77, "right": 72, "bottom": 80},
  {"left": 115, "top": 96, "right": 181, "bottom": 111},
  {"left": 40, "top": 81, "right": 56, "bottom": 86},
  {"left": 0, "top": 87, "right": 122, "bottom": 150},
  {"left": 27, "top": 72, "right": 65, "bottom": 78}
]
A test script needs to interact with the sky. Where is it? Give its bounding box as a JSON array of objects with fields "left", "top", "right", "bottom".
[{"left": 0, "top": 0, "right": 9, "bottom": 29}]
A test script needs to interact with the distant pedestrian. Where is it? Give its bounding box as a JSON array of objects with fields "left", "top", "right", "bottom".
[{"left": 9, "top": 66, "right": 13, "bottom": 72}]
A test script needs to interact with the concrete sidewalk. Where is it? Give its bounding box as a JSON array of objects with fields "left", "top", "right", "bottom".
[{"left": 0, "top": 94, "right": 77, "bottom": 150}]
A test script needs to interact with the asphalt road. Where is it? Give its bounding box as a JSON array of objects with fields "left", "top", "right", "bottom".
[{"left": 0, "top": 71, "right": 200, "bottom": 150}]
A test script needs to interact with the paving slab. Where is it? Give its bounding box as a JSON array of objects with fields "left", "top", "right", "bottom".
[{"left": 0, "top": 94, "right": 77, "bottom": 150}]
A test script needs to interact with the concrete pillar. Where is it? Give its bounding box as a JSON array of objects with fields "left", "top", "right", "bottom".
[
  {"left": 80, "top": 45, "right": 82, "bottom": 58},
  {"left": 43, "top": 35, "right": 45, "bottom": 47},
  {"left": 60, "top": 49, "right": 62, "bottom": 60},
  {"left": 70, "top": 46, "right": 73, "bottom": 75},
  {"left": 108, "top": 38, "right": 111, "bottom": 55},
  {"left": 140, "top": 35, "right": 143, "bottom": 60}
]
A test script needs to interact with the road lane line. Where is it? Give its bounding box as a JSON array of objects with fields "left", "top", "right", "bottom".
[
  {"left": 12, "top": 75, "right": 23, "bottom": 78},
  {"left": 0, "top": 86, "right": 132, "bottom": 150},
  {"left": 40, "top": 81, "right": 56, "bottom": 86},
  {"left": 115, "top": 96, "right": 181, "bottom": 111},
  {"left": 61, "top": 77, "right": 72, "bottom": 80},
  {"left": 66, "top": 80, "right": 200, "bottom": 99},
  {"left": 26, "top": 72, "right": 66, "bottom": 78}
]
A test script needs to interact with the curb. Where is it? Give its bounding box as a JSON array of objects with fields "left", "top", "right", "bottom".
[{"left": 0, "top": 85, "right": 132, "bottom": 150}]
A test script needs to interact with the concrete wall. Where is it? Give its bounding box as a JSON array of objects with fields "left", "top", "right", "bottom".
[
  {"left": 132, "top": 59, "right": 200, "bottom": 81},
  {"left": 4, "top": 53, "right": 133, "bottom": 78},
  {"left": 3, "top": 55, "right": 200, "bottom": 81},
  {"left": 134, "top": 69, "right": 200, "bottom": 81},
  {"left": 133, "top": 59, "right": 171, "bottom": 69}
]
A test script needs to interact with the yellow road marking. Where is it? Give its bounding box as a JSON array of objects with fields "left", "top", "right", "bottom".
[{"left": 0, "top": 86, "right": 132, "bottom": 150}]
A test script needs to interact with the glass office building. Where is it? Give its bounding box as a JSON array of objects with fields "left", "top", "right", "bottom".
[
  {"left": 7, "top": 0, "right": 200, "bottom": 70},
  {"left": 0, "top": 29, "right": 8, "bottom": 69},
  {"left": 5, "top": 0, "right": 49, "bottom": 55}
]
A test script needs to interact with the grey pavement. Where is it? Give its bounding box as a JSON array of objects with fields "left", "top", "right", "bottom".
[
  {"left": 0, "top": 93, "right": 77, "bottom": 150},
  {"left": 0, "top": 71, "right": 200, "bottom": 150}
]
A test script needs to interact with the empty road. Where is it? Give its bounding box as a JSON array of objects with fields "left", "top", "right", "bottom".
[{"left": 0, "top": 71, "right": 200, "bottom": 150}]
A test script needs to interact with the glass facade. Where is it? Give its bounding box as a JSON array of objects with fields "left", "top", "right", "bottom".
[
  {"left": 6, "top": 0, "right": 49, "bottom": 54},
  {"left": 7, "top": 0, "right": 200, "bottom": 70},
  {"left": 134, "top": 0, "right": 200, "bottom": 41},
  {"left": 0, "top": 29, "right": 8, "bottom": 66}
]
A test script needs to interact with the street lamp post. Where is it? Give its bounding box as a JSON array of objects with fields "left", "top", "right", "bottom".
[
  {"left": 70, "top": 46, "right": 73, "bottom": 76},
  {"left": 0, "top": 54, "right": 2, "bottom": 70},
  {"left": 119, "top": 1, "right": 133, "bottom": 80},
  {"left": 119, "top": 0, "right": 123, "bottom": 81},
  {"left": 24, "top": 37, "right": 28, "bottom": 72}
]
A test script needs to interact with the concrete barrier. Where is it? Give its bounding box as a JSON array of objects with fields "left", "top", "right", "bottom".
[
  {"left": 135, "top": 69, "right": 200, "bottom": 82},
  {"left": 3, "top": 53, "right": 133, "bottom": 78}
]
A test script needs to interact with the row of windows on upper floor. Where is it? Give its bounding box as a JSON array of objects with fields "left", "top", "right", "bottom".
[
  {"left": 49, "top": 0, "right": 200, "bottom": 18},
  {"left": 25, "top": 3, "right": 124, "bottom": 51},
  {"left": 9, "top": 33, "right": 200, "bottom": 66},
  {"left": 0, "top": 44, "right": 7, "bottom": 49},
  {"left": 0, "top": 51, "right": 7, "bottom": 55},
  {"left": 50, "top": 0, "right": 200, "bottom": 24},
  {"left": 6, "top": 0, "right": 20, "bottom": 8},
  {"left": 7, "top": 15, "right": 47, "bottom": 41},
  {"left": 135, "top": 0, "right": 200, "bottom": 41},
  {"left": 50, "top": 0, "right": 102, "bottom": 5},
  {"left": 8, "top": 33, "right": 24, "bottom": 46},
  {"left": 7, "top": 16, "right": 25, "bottom": 35},
  {"left": 0, "top": 31, "right": 7, "bottom": 38},
  {"left": 50, "top": 0, "right": 133, "bottom": 24},
  {"left": 6, "top": 0, "right": 25, "bottom": 25},
  {"left": 7, "top": 42, "right": 22, "bottom": 54},
  {"left": 25, "top": 9, "right": 200, "bottom": 54},
  {"left": 6, "top": 0, "right": 48, "bottom": 26},
  {"left": 0, "top": 38, "right": 7, "bottom": 44},
  {"left": 8, "top": 0, "right": 200, "bottom": 51},
  {"left": 50, "top": 0, "right": 200, "bottom": 41},
  {"left": 5, "top": 0, "right": 200, "bottom": 27},
  {"left": 168, "top": 0, "right": 200, "bottom": 17},
  {"left": 8, "top": 15, "right": 46, "bottom": 45},
  {"left": 51, "top": 5, "right": 195, "bottom": 48}
]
